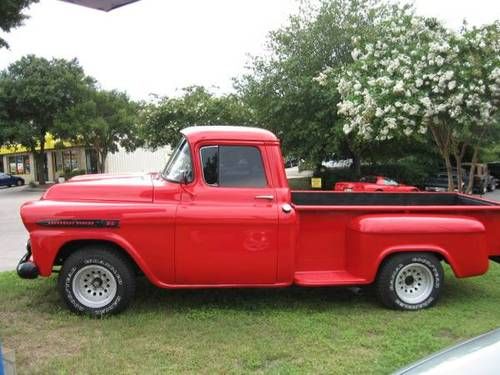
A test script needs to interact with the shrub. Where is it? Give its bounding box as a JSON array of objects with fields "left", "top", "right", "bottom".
[{"left": 63, "top": 168, "right": 87, "bottom": 180}]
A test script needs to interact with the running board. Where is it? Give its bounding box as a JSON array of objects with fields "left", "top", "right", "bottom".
[{"left": 294, "top": 271, "right": 368, "bottom": 286}]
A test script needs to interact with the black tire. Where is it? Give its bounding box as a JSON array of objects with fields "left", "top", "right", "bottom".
[
  {"left": 16, "top": 179, "right": 24, "bottom": 186},
  {"left": 58, "top": 246, "right": 136, "bottom": 316},
  {"left": 375, "top": 252, "right": 444, "bottom": 311}
]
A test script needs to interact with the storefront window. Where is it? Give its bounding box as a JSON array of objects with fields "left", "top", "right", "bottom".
[
  {"left": 64, "top": 150, "right": 80, "bottom": 170},
  {"left": 54, "top": 149, "right": 80, "bottom": 172},
  {"left": 8, "top": 155, "right": 30, "bottom": 175}
]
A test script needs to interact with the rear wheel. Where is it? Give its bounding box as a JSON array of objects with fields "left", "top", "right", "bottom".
[
  {"left": 58, "top": 247, "right": 136, "bottom": 316},
  {"left": 376, "top": 253, "right": 443, "bottom": 310},
  {"left": 16, "top": 179, "right": 24, "bottom": 186}
]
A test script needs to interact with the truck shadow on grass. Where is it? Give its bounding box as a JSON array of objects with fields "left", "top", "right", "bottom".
[{"left": 126, "top": 267, "right": 494, "bottom": 316}]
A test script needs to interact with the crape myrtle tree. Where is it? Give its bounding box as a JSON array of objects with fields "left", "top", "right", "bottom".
[
  {"left": 58, "top": 89, "right": 140, "bottom": 173},
  {"left": 457, "top": 24, "right": 500, "bottom": 193},
  {"left": 0, "top": 0, "right": 39, "bottom": 49},
  {"left": 141, "top": 86, "right": 255, "bottom": 149},
  {"left": 237, "top": 0, "right": 410, "bottom": 174},
  {"left": 0, "top": 55, "right": 93, "bottom": 184},
  {"left": 317, "top": 6, "right": 500, "bottom": 191}
]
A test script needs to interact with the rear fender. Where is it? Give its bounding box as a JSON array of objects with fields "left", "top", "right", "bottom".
[{"left": 347, "top": 214, "right": 489, "bottom": 281}]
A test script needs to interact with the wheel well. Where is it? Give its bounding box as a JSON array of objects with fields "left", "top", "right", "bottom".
[
  {"left": 377, "top": 250, "right": 447, "bottom": 277},
  {"left": 54, "top": 239, "right": 141, "bottom": 274}
]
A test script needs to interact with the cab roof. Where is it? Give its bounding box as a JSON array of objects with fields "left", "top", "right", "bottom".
[{"left": 181, "top": 126, "right": 279, "bottom": 144}]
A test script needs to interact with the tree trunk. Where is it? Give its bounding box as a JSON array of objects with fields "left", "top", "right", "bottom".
[
  {"left": 36, "top": 132, "right": 46, "bottom": 185},
  {"left": 466, "top": 147, "right": 479, "bottom": 194},
  {"left": 453, "top": 143, "right": 467, "bottom": 193},
  {"left": 444, "top": 154, "right": 454, "bottom": 192},
  {"left": 96, "top": 149, "right": 107, "bottom": 174},
  {"left": 429, "top": 123, "right": 454, "bottom": 192}
]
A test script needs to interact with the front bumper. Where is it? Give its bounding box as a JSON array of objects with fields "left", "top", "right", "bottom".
[{"left": 17, "top": 241, "right": 39, "bottom": 279}]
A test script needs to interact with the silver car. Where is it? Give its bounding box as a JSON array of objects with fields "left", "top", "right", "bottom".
[{"left": 394, "top": 329, "right": 500, "bottom": 374}]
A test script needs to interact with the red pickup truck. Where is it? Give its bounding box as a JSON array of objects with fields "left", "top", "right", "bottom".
[
  {"left": 18, "top": 126, "right": 500, "bottom": 316},
  {"left": 334, "top": 176, "right": 419, "bottom": 192}
]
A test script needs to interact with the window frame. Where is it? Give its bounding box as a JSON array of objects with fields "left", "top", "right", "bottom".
[
  {"left": 161, "top": 137, "right": 194, "bottom": 184},
  {"left": 199, "top": 144, "right": 269, "bottom": 189}
]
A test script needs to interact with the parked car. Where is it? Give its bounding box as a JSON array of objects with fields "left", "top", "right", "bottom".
[
  {"left": 423, "top": 169, "right": 469, "bottom": 192},
  {"left": 462, "top": 163, "right": 496, "bottom": 194},
  {"left": 334, "top": 176, "right": 419, "bottom": 192},
  {"left": 394, "top": 328, "right": 500, "bottom": 374},
  {"left": 0, "top": 172, "right": 25, "bottom": 187},
  {"left": 18, "top": 126, "right": 500, "bottom": 316},
  {"left": 487, "top": 161, "right": 500, "bottom": 188}
]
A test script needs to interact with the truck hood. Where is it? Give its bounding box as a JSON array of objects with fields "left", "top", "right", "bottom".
[{"left": 42, "top": 173, "right": 154, "bottom": 203}]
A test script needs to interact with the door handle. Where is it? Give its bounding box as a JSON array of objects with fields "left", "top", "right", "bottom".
[{"left": 255, "top": 195, "right": 274, "bottom": 200}]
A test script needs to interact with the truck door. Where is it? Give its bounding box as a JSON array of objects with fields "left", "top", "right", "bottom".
[{"left": 175, "top": 144, "right": 279, "bottom": 285}]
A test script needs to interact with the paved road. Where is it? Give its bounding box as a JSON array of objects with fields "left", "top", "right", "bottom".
[
  {"left": 0, "top": 186, "right": 44, "bottom": 272},
  {"left": 1, "top": 186, "right": 499, "bottom": 272}
]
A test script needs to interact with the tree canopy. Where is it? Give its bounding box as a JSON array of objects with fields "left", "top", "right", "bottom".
[
  {"left": 0, "top": 0, "right": 39, "bottom": 49},
  {"left": 237, "top": 0, "right": 411, "bottom": 171},
  {"left": 58, "top": 89, "right": 140, "bottom": 173},
  {"left": 141, "top": 86, "right": 254, "bottom": 149},
  {"left": 0, "top": 55, "right": 93, "bottom": 183}
]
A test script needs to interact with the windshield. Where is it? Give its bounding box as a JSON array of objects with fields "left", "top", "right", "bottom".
[{"left": 161, "top": 137, "right": 193, "bottom": 183}]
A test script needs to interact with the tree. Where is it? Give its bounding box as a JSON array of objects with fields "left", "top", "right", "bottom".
[
  {"left": 237, "top": 0, "right": 406, "bottom": 172},
  {"left": 0, "top": 0, "right": 39, "bottom": 49},
  {"left": 59, "top": 89, "right": 140, "bottom": 173},
  {"left": 456, "top": 23, "right": 500, "bottom": 193},
  {"left": 319, "top": 7, "right": 500, "bottom": 191},
  {"left": 0, "top": 55, "right": 92, "bottom": 184},
  {"left": 141, "top": 86, "right": 254, "bottom": 148}
]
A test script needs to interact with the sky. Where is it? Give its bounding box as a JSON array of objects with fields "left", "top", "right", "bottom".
[{"left": 0, "top": 0, "right": 499, "bottom": 101}]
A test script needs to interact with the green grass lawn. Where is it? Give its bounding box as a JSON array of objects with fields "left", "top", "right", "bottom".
[{"left": 1, "top": 263, "right": 500, "bottom": 374}]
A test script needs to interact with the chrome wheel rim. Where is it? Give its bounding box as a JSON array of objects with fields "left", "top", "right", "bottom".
[
  {"left": 72, "top": 265, "right": 117, "bottom": 308},
  {"left": 395, "top": 263, "right": 434, "bottom": 304}
]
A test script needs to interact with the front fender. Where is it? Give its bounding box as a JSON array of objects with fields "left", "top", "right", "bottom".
[{"left": 29, "top": 230, "right": 165, "bottom": 287}]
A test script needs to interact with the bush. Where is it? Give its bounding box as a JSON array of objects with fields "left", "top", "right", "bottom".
[{"left": 63, "top": 168, "right": 87, "bottom": 180}]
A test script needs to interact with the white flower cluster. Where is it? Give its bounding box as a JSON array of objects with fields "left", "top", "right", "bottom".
[{"left": 316, "top": 9, "right": 500, "bottom": 141}]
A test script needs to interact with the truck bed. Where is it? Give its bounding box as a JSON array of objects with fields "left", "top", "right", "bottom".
[
  {"left": 291, "top": 191, "right": 498, "bottom": 207},
  {"left": 290, "top": 191, "right": 500, "bottom": 286}
]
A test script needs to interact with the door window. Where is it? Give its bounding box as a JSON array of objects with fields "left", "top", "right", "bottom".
[{"left": 200, "top": 146, "right": 267, "bottom": 187}]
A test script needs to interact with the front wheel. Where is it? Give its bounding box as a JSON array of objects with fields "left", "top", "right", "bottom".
[
  {"left": 58, "top": 247, "right": 136, "bottom": 316},
  {"left": 375, "top": 253, "right": 443, "bottom": 310},
  {"left": 16, "top": 179, "right": 24, "bottom": 186}
]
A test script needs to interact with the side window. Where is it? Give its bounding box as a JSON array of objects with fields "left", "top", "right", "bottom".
[
  {"left": 383, "top": 178, "right": 398, "bottom": 186},
  {"left": 200, "top": 145, "right": 267, "bottom": 188},
  {"left": 200, "top": 146, "right": 218, "bottom": 185}
]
